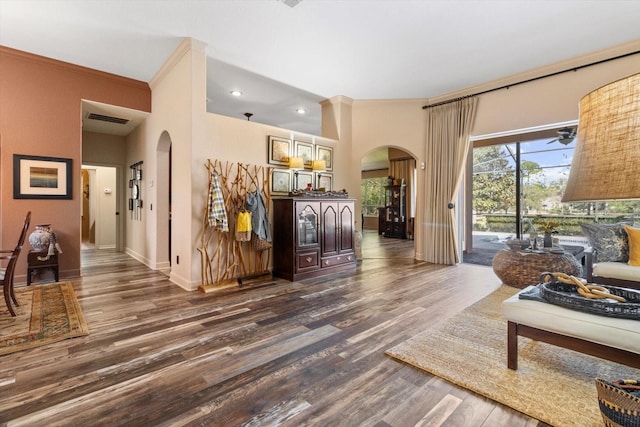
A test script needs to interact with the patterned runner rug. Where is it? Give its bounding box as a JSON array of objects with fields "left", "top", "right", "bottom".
[
  {"left": 0, "top": 282, "right": 89, "bottom": 356},
  {"left": 385, "top": 285, "right": 638, "bottom": 427}
]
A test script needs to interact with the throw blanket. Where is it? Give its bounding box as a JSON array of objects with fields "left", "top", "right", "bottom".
[{"left": 207, "top": 173, "right": 228, "bottom": 232}]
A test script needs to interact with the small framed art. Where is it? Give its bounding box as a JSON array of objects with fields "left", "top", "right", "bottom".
[
  {"left": 270, "top": 168, "right": 291, "bottom": 195},
  {"left": 317, "top": 173, "right": 333, "bottom": 191},
  {"left": 268, "top": 136, "right": 291, "bottom": 166},
  {"left": 315, "top": 145, "right": 333, "bottom": 171},
  {"left": 294, "top": 140, "right": 314, "bottom": 168},
  {"left": 13, "top": 154, "right": 73, "bottom": 199},
  {"left": 296, "top": 171, "right": 313, "bottom": 190}
]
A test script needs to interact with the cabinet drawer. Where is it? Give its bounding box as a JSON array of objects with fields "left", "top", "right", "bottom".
[
  {"left": 321, "top": 253, "right": 354, "bottom": 268},
  {"left": 296, "top": 251, "right": 320, "bottom": 271}
]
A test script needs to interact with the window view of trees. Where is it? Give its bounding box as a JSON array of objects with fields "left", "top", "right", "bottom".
[
  {"left": 361, "top": 177, "right": 387, "bottom": 216},
  {"left": 472, "top": 139, "right": 639, "bottom": 239}
]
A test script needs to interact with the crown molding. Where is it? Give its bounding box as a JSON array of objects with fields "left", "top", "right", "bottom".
[
  {"left": 149, "top": 37, "right": 208, "bottom": 90},
  {"left": 0, "top": 45, "right": 149, "bottom": 90}
]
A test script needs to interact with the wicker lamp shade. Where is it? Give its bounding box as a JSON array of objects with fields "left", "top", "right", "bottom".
[{"left": 562, "top": 73, "right": 640, "bottom": 202}]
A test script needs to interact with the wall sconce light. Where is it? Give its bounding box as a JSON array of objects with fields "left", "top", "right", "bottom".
[
  {"left": 312, "top": 159, "right": 326, "bottom": 189},
  {"left": 289, "top": 156, "right": 304, "bottom": 190},
  {"left": 562, "top": 72, "right": 640, "bottom": 202}
]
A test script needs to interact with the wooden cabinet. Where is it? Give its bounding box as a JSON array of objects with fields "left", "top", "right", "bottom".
[
  {"left": 378, "top": 184, "right": 406, "bottom": 239},
  {"left": 273, "top": 197, "right": 356, "bottom": 281}
]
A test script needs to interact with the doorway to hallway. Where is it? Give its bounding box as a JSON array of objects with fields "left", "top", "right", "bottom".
[{"left": 81, "top": 164, "right": 121, "bottom": 253}]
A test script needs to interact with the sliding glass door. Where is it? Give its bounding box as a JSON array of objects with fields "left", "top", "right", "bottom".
[{"left": 469, "top": 133, "right": 639, "bottom": 256}]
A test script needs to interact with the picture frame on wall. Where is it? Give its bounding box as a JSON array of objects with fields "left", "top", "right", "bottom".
[
  {"left": 270, "top": 168, "right": 291, "bottom": 195},
  {"left": 267, "top": 135, "right": 291, "bottom": 166},
  {"left": 317, "top": 173, "right": 333, "bottom": 191},
  {"left": 296, "top": 171, "right": 313, "bottom": 190},
  {"left": 294, "top": 140, "right": 314, "bottom": 168},
  {"left": 13, "top": 154, "right": 73, "bottom": 199},
  {"left": 315, "top": 145, "right": 333, "bottom": 171}
]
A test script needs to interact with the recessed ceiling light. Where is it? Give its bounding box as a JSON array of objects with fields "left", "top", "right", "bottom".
[
  {"left": 230, "top": 90, "right": 242, "bottom": 97},
  {"left": 296, "top": 108, "right": 306, "bottom": 114}
]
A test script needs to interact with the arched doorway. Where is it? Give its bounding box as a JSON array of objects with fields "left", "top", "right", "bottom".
[{"left": 360, "top": 146, "right": 417, "bottom": 259}]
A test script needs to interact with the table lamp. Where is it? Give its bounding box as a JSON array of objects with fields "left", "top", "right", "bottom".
[
  {"left": 312, "top": 159, "right": 326, "bottom": 189},
  {"left": 289, "top": 157, "right": 304, "bottom": 190}
]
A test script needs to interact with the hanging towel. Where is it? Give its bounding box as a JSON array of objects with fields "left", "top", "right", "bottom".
[
  {"left": 246, "top": 191, "right": 271, "bottom": 242},
  {"left": 207, "top": 172, "right": 229, "bottom": 232},
  {"left": 235, "top": 211, "right": 252, "bottom": 241}
]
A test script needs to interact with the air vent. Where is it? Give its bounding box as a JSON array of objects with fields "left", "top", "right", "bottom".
[{"left": 87, "top": 113, "right": 130, "bottom": 125}]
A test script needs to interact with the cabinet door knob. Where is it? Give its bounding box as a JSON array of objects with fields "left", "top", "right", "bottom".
[
  {"left": 306, "top": 257, "right": 312, "bottom": 263},
  {"left": 324, "top": 260, "right": 330, "bottom": 265},
  {"left": 347, "top": 256, "right": 352, "bottom": 261}
]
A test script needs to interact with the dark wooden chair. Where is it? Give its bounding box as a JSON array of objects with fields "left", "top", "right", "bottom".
[{"left": 1, "top": 212, "right": 31, "bottom": 316}]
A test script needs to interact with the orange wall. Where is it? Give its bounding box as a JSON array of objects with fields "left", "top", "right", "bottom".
[{"left": 0, "top": 46, "right": 151, "bottom": 282}]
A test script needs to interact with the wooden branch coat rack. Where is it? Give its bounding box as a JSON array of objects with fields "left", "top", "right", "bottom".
[{"left": 198, "top": 159, "right": 273, "bottom": 292}]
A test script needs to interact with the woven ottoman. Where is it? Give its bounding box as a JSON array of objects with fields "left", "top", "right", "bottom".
[{"left": 492, "top": 249, "right": 582, "bottom": 289}]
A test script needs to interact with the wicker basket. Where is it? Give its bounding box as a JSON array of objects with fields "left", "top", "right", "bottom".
[
  {"left": 492, "top": 250, "right": 583, "bottom": 289},
  {"left": 539, "top": 279, "right": 640, "bottom": 320},
  {"left": 595, "top": 378, "right": 640, "bottom": 427}
]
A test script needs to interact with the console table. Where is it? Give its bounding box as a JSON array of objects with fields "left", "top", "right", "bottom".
[
  {"left": 492, "top": 249, "right": 582, "bottom": 289},
  {"left": 27, "top": 251, "right": 59, "bottom": 286}
]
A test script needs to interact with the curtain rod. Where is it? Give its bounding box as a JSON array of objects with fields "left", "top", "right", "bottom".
[{"left": 422, "top": 50, "right": 640, "bottom": 110}]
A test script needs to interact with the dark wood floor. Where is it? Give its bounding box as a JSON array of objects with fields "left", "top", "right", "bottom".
[{"left": 0, "top": 231, "right": 543, "bottom": 426}]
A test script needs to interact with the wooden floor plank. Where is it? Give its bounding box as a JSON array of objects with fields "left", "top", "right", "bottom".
[{"left": 0, "top": 232, "right": 546, "bottom": 426}]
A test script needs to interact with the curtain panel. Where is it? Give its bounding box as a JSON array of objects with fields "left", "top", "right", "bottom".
[{"left": 424, "top": 97, "right": 478, "bottom": 264}]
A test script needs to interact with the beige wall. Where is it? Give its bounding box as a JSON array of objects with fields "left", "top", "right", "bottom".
[{"left": 0, "top": 46, "right": 151, "bottom": 283}]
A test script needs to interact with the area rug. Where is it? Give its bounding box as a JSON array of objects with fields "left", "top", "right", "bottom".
[
  {"left": 0, "top": 282, "right": 89, "bottom": 356},
  {"left": 385, "top": 286, "right": 639, "bottom": 427}
]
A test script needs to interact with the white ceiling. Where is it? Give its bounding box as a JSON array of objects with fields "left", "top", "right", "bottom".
[{"left": 2, "top": 0, "right": 640, "bottom": 136}]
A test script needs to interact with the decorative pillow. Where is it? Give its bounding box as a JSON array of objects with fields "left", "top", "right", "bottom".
[
  {"left": 624, "top": 225, "right": 640, "bottom": 266},
  {"left": 580, "top": 222, "right": 631, "bottom": 263}
]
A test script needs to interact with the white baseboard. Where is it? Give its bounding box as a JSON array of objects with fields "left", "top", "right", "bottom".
[
  {"left": 124, "top": 247, "right": 151, "bottom": 267},
  {"left": 169, "top": 271, "right": 200, "bottom": 291}
]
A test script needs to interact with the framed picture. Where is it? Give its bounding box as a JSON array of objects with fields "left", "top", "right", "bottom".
[
  {"left": 296, "top": 171, "right": 313, "bottom": 190},
  {"left": 270, "top": 168, "right": 291, "bottom": 195},
  {"left": 317, "top": 173, "right": 333, "bottom": 191},
  {"left": 315, "top": 145, "right": 334, "bottom": 171},
  {"left": 13, "top": 154, "right": 72, "bottom": 199},
  {"left": 268, "top": 135, "right": 291, "bottom": 166},
  {"left": 294, "top": 140, "right": 314, "bottom": 168}
]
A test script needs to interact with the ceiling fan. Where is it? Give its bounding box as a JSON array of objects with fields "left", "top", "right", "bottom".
[{"left": 547, "top": 127, "right": 577, "bottom": 145}]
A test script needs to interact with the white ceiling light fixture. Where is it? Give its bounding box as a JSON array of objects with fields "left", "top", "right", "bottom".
[
  {"left": 278, "top": 0, "right": 303, "bottom": 8},
  {"left": 230, "top": 90, "right": 242, "bottom": 97},
  {"left": 296, "top": 108, "right": 306, "bottom": 114}
]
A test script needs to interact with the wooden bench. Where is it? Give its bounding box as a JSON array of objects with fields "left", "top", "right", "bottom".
[{"left": 501, "top": 286, "right": 640, "bottom": 370}]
